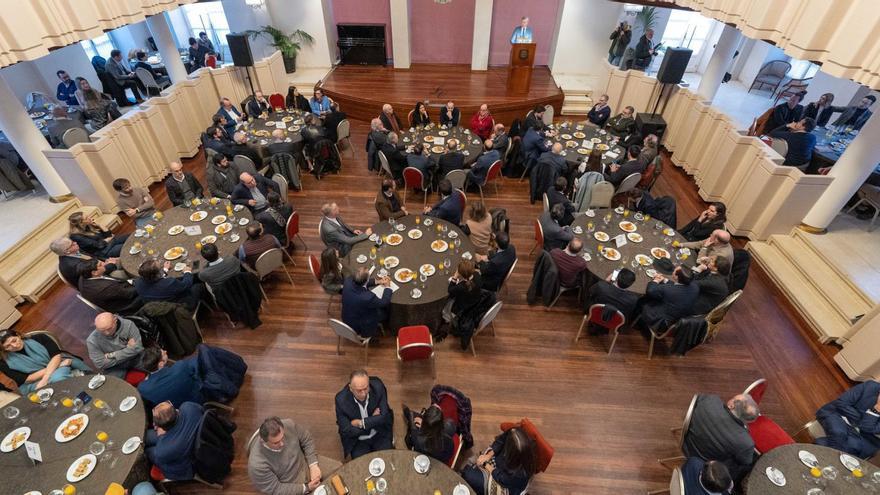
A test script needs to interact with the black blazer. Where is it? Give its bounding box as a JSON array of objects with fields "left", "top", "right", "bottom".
[
  {"left": 380, "top": 112, "right": 402, "bottom": 132},
  {"left": 480, "top": 246, "right": 516, "bottom": 292},
  {"left": 588, "top": 104, "right": 611, "bottom": 127},
  {"left": 286, "top": 94, "right": 310, "bottom": 112},
  {"left": 692, "top": 272, "right": 729, "bottom": 315},
  {"left": 546, "top": 188, "right": 575, "bottom": 226},
  {"left": 79, "top": 277, "right": 142, "bottom": 314},
  {"left": 438, "top": 152, "right": 466, "bottom": 176},
  {"left": 266, "top": 141, "right": 298, "bottom": 160},
  {"left": 679, "top": 218, "right": 724, "bottom": 243},
  {"left": 439, "top": 107, "right": 460, "bottom": 127},
  {"left": 588, "top": 280, "right": 639, "bottom": 321},
  {"left": 411, "top": 110, "right": 431, "bottom": 127},
  {"left": 604, "top": 159, "right": 645, "bottom": 187},
  {"left": 165, "top": 173, "right": 204, "bottom": 206},
  {"left": 323, "top": 110, "right": 347, "bottom": 143},
  {"left": 641, "top": 281, "right": 699, "bottom": 329},
  {"left": 334, "top": 376, "right": 394, "bottom": 457},
  {"left": 246, "top": 99, "right": 274, "bottom": 117},
  {"left": 230, "top": 175, "right": 278, "bottom": 210}
]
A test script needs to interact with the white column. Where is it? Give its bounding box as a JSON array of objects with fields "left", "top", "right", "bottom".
[
  {"left": 389, "top": 0, "right": 410, "bottom": 68},
  {"left": 471, "top": 0, "right": 493, "bottom": 70},
  {"left": 802, "top": 112, "right": 880, "bottom": 230},
  {"left": 696, "top": 24, "right": 742, "bottom": 102},
  {"left": 147, "top": 13, "right": 188, "bottom": 83},
  {"left": 0, "top": 75, "right": 72, "bottom": 201}
]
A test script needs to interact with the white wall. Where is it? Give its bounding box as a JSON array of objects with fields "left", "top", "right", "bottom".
[
  {"left": 266, "top": 0, "right": 334, "bottom": 69},
  {"left": 736, "top": 39, "right": 771, "bottom": 86},
  {"left": 111, "top": 22, "right": 153, "bottom": 57},
  {"left": 615, "top": 5, "right": 672, "bottom": 52},
  {"left": 0, "top": 62, "right": 52, "bottom": 105},
  {"left": 549, "top": 0, "right": 623, "bottom": 80},
  {"left": 166, "top": 9, "right": 191, "bottom": 47},
  {"left": 33, "top": 44, "right": 100, "bottom": 97},
  {"left": 221, "top": 0, "right": 275, "bottom": 58},
  {"left": 805, "top": 70, "right": 866, "bottom": 108}
]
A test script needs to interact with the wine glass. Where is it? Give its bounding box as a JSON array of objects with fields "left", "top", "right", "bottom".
[
  {"left": 821, "top": 466, "right": 838, "bottom": 483},
  {"left": 72, "top": 398, "right": 84, "bottom": 414},
  {"left": 419, "top": 273, "right": 427, "bottom": 289},
  {"left": 443, "top": 258, "right": 451, "bottom": 271}
]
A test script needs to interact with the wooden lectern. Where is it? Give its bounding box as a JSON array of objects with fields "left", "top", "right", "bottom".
[
  {"left": 509, "top": 43, "right": 536, "bottom": 68},
  {"left": 507, "top": 43, "right": 535, "bottom": 93}
]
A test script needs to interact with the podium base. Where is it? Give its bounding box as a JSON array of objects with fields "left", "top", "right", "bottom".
[{"left": 507, "top": 67, "right": 533, "bottom": 94}]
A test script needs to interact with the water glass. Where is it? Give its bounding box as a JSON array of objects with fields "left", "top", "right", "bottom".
[
  {"left": 89, "top": 441, "right": 106, "bottom": 456},
  {"left": 443, "top": 258, "right": 451, "bottom": 270},
  {"left": 73, "top": 398, "right": 83, "bottom": 413},
  {"left": 420, "top": 273, "right": 427, "bottom": 288},
  {"left": 3, "top": 406, "right": 19, "bottom": 419},
  {"left": 821, "top": 466, "right": 838, "bottom": 482}
]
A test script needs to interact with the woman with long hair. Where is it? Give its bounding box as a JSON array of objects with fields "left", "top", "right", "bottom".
[
  {"left": 76, "top": 77, "right": 120, "bottom": 130},
  {"left": 803, "top": 92, "right": 835, "bottom": 128},
  {"left": 462, "top": 427, "right": 537, "bottom": 494},
  {"left": 464, "top": 200, "right": 493, "bottom": 255},
  {"left": 68, "top": 211, "right": 128, "bottom": 259},
  {"left": 286, "top": 86, "right": 311, "bottom": 112},
  {"left": 407, "top": 405, "right": 456, "bottom": 463},
  {"left": 448, "top": 260, "right": 483, "bottom": 318},
  {"left": 0, "top": 329, "right": 91, "bottom": 395},
  {"left": 680, "top": 202, "right": 727, "bottom": 242},
  {"left": 411, "top": 101, "right": 431, "bottom": 127},
  {"left": 319, "top": 247, "right": 344, "bottom": 294}
]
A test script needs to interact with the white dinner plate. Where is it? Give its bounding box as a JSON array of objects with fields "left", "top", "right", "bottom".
[
  {"left": 239, "top": 218, "right": 249, "bottom": 226},
  {"left": 313, "top": 487, "right": 327, "bottom": 495},
  {"left": 369, "top": 457, "right": 385, "bottom": 476},
  {"left": 1, "top": 426, "right": 30, "bottom": 452},
  {"left": 88, "top": 374, "right": 105, "bottom": 390},
  {"left": 66, "top": 453, "right": 97, "bottom": 482},
  {"left": 765, "top": 466, "right": 786, "bottom": 486},
  {"left": 840, "top": 453, "right": 861, "bottom": 471},
  {"left": 383, "top": 256, "right": 400, "bottom": 269},
  {"left": 407, "top": 229, "right": 423, "bottom": 240},
  {"left": 414, "top": 454, "right": 430, "bottom": 474},
  {"left": 119, "top": 396, "right": 137, "bottom": 412},
  {"left": 122, "top": 436, "right": 141, "bottom": 455},
  {"left": 453, "top": 484, "right": 470, "bottom": 495},
  {"left": 798, "top": 449, "right": 818, "bottom": 468},
  {"left": 55, "top": 413, "right": 89, "bottom": 443}
]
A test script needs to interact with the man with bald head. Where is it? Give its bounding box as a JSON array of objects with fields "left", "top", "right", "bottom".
[
  {"left": 684, "top": 393, "right": 760, "bottom": 483},
  {"left": 682, "top": 229, "right": 734, "bottom": 267},
  {"left": 490, "top": 123, "right": 509, "bottom": 152},
  {"left": 334, "top": 370, "right": 393, "bottom": 459},
  {"left": 86, "top": 312, "right": 145, "bottom": 377},
  {"left": 146, "top": 400, "right": 204, "bottom": 481},
  {"left": 439, "top": 101, "right": 460, "bottom": 127},
  {"left": 379, "top": 103, "right": 401, "bottom": 133},
  {"left": 530, "top": 142, "right": 567, "bottom": 203},
  {"left": 231, "top": 171, "right": 278, "bottom": 213},
  {"left": 164, "top": 161, "right": 204, "bottom": 206},
  {"left": 467, "top": 139, "right": 501, "bottom": 186},
  {"left": 470, "top": 104, "right": 494, "bottom": 140},
  {"left": 551, "top": 238, "right": 588, "bottom": 289},
  {"left": 266, "top": 128, "right": 297, "bottom": 160}
]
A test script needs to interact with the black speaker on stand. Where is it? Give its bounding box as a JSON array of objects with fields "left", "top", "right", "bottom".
[
  {"left": 226, "top": 33, "right": 257, "bottom": 99},
  {"left": 642, "top": 47, "right": 693, "bottom": 142}
]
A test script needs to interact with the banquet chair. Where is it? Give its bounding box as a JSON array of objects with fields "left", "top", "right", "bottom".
[
  {"left": 445, "top": 170, "right": 467, "bottom": 191},
  {"left": 476, "top": 160, "right": 503, "bottom": 201},
  {"left": 615, "top": 173, "right": 642, "bottom": 196},
  {"left": 529, "top": 219, "right": 544, "bottom": 257},
  {"left": 25, "top": 91, "right": 53, "bottom": 112},
  {"left": 62, "top": 127, "right": 90, "bottom": 148},
  {"left": 246, "top": 428, "right": 260, "bottom": 455},
  {"left": 647, "top": 319, "right": 681, "bottom": 360},
  {"left": 769, "top": 138, "right": 788, "bottom": 160},
  {"left": 499, "top": 418, "right": 554, "bottom": 474},
  {"left": 845, "top": 183, "right": 880, "bottom": 232},
  {"left": 285, "top": 211, "right": 308, "bottom": 251},
  {"left": 469, "top": 301, "right": 502, "bottom": 357},
  {"left": 135, "top": 67, "right": 169, "bottom": 97},
  {"left": 407, "top": 109, "right": 415, "bottom": 127},
  {"left": 271, "top": 173, "right": 288, "bottom": 200},
  {"left": 748, "top": 60, "right": 791, "bottom": 96},
  {"left": 749, "top": 415, "right": 795, "bottom": 454},
  {"left": 705, "top": 289, "right": 743, "bottom": 341},
  {"left": 205, "top": 147, "right": 218, "bottom": 167},
  {"left": 377, "top": 151, "right": 394, "bottom": 179},
  {"left": 793, "top": 420, "right": 826, "bottom": 444},
  {"left": 773, "top": 77, "right": 812, "bottom": 104},
  {"left": 542, "top": 193, "right": 549, "bottom": 213},
  {"left": 268, "top": 93, "right": 285, "bottom": 111},
  {"left": 396, "top": 325, "right": 435, "bottom": 379},
  {"left": 589, "top": 181, "right": 615, "bottom": 208},
  {"left": 309, "top": 254, "right": 338, "bottom": 313},
  {"left": 335, "top": 119, "right": 353, "bottom": 157},
  {"left": 253, "top": 248, "right": 294, "bottom": 291},
  {"left": 402, "top": 167, "right": 429, "bottom": 206},
  {"left": 658, "top": 393, "right": 698, "bottom": 469},
  {"left": 205, "top": 54, "right": 218, "bottom": 69},
  {"left": 233, "top": 155, "right": 258, "bottom": 177},
  {"left": 543, "top": 104, "right": 554, "bottom": 126},
  {"left": 743, "top": 378, "right": 768, "bottom": 405},
  {"left": 57, "top": 266, "right": 104, "bottom": 312},
  {"left": 647, "top": 466, "right": 684, "bottom": 495},
  {"left": 575, "top": 304, "right": 626, "bottom": 355},
  {"left": 329, "top": 318, "right": 371, "bottom": 363},
  {"left": 455, "top": 188, "right": 467, "bottom": 213},
  {"left": 500, "top": 259, "right": 518, "bottom": 296}
]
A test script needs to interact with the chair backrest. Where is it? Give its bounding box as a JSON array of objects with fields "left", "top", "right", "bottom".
[
  {"left": 26, "top": 92, "right": 52, "bottom": 111},
  {"left": 246, "top": 429, "right": 260, "bottom": 456},
  {"left": 542, "top": 193, "right": 549, "bottom": 213},
  {"left": 534, "top": 218, "right": 544, "bottom": 246},
  {"left": 485, "top": 160, "right": 503, "bottom": 182},
  {"left": 271, "top": 173, "right": 288, "bottom": 199},
  {"left": 542, "top": 104, "right": 554, "bottom": 126},
  {"left": 396, "top": 325, "right": 434, "bottom": 361},
  {"left": 403, "top": 166, "right": 425, "bottom": 189},
  {"left": 670, "top": 467, "right": 684, "bottom": 495},
  {"left": 637, "top": 161, "right": 656, "bottom": 189},
  {"left": 749, "top": 415, "right": 795, "bottom": 454},
  {"left": 77, "top": 294, "right": 104, "bottom": 313},
  {"left": 502, "top": 258, "right": 518, "bottom": 290},
  {"left": 62, "top": 127, "right": 90, "bottom": 148},
  {"left": 744, "top": 378, "right": 768, "bottom": 405},
  {"left": 706, "top": 289, "right": 743, "bottom": 325},
  {"left": 455, "top": 188, "right": 467, "bottom": 212},
  {"left": 769, "top": 138, "right": 788, "bottom": 159},
  {"left": 476, "top": 301, "right": 503, "bottom": 333},
  {"left": 135, "top": 67, "right": 159, "bottom": 91},
  {"left": 499, "top": 417, "right": 554, "bottom": 473},
  {"left": 205, "top": 54, "right": 217, "bottom": 68},
  {"left": 803, "top": 419, "right": 827, "bottom": 441},
  {"left": 205, "top": 146, "right": 218, "bottom": 166},
  {"left": 589, "top": 181, "right": 614, "bottom": 208},
  {"left": 445, "top": 169, "right": 467, "bottom": 190},
  {"left": 253, "top": 248, "right": 286, "bottom": 279},
  {"left": 407, "top": 109, "right": 415, "bottom": 126},
  {"left": 336, "top": 119, "right": 351, "bottom": 141},
  {"left": 286, "top": 211, "right": 301, "bottom": 241},
  {"left": 587, "top": 304, "right": 626, "bottom": 333},
  {"left": 268, "top": 93, "right": 284, "bottom": 110},
  {"left": 23, "top": 330, "right": 63, "bottom": 349},
  {"left": 317, "top": 218, "right": 324, "bottom": 240},
  {"left": 233, "top": 155, "right": 257, "bottom": 176},
  {"left": 377, "top": 151, "right": 393, "bottom": 177},
  {"left": 329, "top": 318, "right": 368, "bottom": 345},
  {"left": 759, "top": 60, "right": 791, "bottom": 79},
  {"left": 308, "top": 254, "right": 322, "bottom": 283},
  {"left": 616, "top": 173, "right": 642, "bottom": 195},
  {"left": 56, "top": 266, "right": 75, "bottom": 287},
  {"left": 679, "top": 394, "right": 699, "bottom": 452}
]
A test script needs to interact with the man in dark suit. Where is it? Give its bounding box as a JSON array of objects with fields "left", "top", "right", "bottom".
[
  {"left": 206, "top": 154, "right": 240, "bottom": 200},
  {"left": 51, "top": 237, "right": 119, "bottom": 285},
  {"left": 164, "top": 161, "right": 204, "bottom": 207},
  {"left": 138, "top": 347, "right": 204, "bottom": 408},
  {"left": 323, "top": 102, "right": 347, "bottom": 144},
  {"left": 146, "top": 400, "right": 204, "bottom": 480},
  {"left": 815, "top": 380, "right": 880, "bottom": 459},
  {"left": 683, "top": 393, "right": 759, "bottom": 483},
  {"left": 217, "top": 98, "right": 244, "bottom": 136},
  {"left": 828, "top": 94, "right": 875, "bottom": 131},
  {"left": 231, "top": 172, "right": 278, "bottom": 213},
  {"left": 134, "top": 258, "right": 204, "bottom": 311},
  {"left": 265, "top": 129, "right": 298, "bottom": 162},
  {"left": 342, "top": 268, "right": 392, "bottom": 338},
  {"left": 546, "top": 176, "right": 575, "bottom": 226},
  {"left": 424, "top": 179, "right": 463, "bottom": 225},
  {"left": 334, "top": 370, "right": 394, "bottom": 459},
  {"left": 134, "top": 51, "right": 170, "bottom": 88},
  {"left": 467, "top": 139, "right": 500, "bottom": 187},
  {"left": 197, "top": 243, "right": 242, "bottom": 290},
  {"left": 248, "top": 92, "right": 275, "bottom": 117},
  {"left": 692, "top": 256, "right": 731, "bottom": 315},
  {"left": 438, "top": 139, "right": 466, "bottom": 177},
  {"left": 490, "top": 124, "right": 509, "bottom": 153},
  {"left": 379, "top": 104, "right": 402, "bottom": 133},
  {"left": 521, "top": 122, "right": 550, "bottom": 166},
  {"left": 604, "top": 145, "right": 646, "bottom": 187},
  {"left": 47, "top": 106, "right": 88, "bottom": 148},
  {"left": 539, "top": 203, "right": 573, "bottom": 252},
  {"left": 681, "top": 458, "right": 733, "bottom": 495},
  {"left": 439, "top": 101, "right": 460, "bottom": 127},
  {"left": 588, "top": 268, "right": 639, "bottom": 321},
  {"left": 587, "top": 94, "right": 612, "bottom": 128},
  {"left": 639, "top": 265, "right": 699, "bottom": 330},
  {"left": 227, "top": 132, "right": 264, "bottom": 172},
  {"left": 478, "top": 231, "right": 516, "bottom": 292},
  {"left": 406, "top": 143, "right": 436, "bottom": 186},
  {"left": 105, "top": 49, "right": 144, "bottom": 105},
  {"left": 320, "top": 203, "right": 371, "bottom": 257},
  {"left": 524, "top": 105, "right": 549, "bottom": 133},
  {"left": 204, "top": 126, "right": 232, "bottom": 157},
  {"left": 380, "top": 132, "right": 408, "bottom": 180},
  {"left": 76, "top": 260, "right": 142, "bottom": 314}
]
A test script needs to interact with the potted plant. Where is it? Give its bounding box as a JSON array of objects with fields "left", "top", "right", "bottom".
[{"left": 245, "top": 26, "right": 315, "bottom": 73}]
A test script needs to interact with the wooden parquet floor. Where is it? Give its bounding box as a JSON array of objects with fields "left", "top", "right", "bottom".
[{"left": 17, "top": 119, "right": 853, "bottom": 494}]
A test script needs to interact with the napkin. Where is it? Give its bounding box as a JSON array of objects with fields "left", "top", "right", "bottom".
[
  {"left": 604, "top": 151, "right": 619, "bottom": 160},
  {"left": 582, "top": 140, "right": 592, "bottom": 148},
  {"left": 614, "top": 234, "right": 627, "bottom": 248},
  {"left": 184, "top": 226, "right": 202, "bottom": 236},
  {"left": 433, "top": 137, "right": 445, "bottom": 145},
  {"left": 372, "top": 282, "right": 398, "bottom": 298}
]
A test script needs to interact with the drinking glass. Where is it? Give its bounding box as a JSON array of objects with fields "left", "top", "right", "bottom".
[
  {"left": 420, "top": 273, "right": 427, "bottom": 288},
  {"left": 821, "top": 466, "right": 838, "bottom": 482},
  {"left": 663, "top": 237, "right": 672, "bottom": 246},
  {"left": 89, "top": 441, "right": 106, "bottom": 456},
  {"left": 443, "top": 258, "right": 451, "bottom": 270},
  {"left": 3, "top": 406, "right": 19, "bottom": 419},
  {"left": 73, "top": 398, "right": 83, "bottom": 413},
  {"left": 644, "top": 214, "right": 651, "bottom": 223}
]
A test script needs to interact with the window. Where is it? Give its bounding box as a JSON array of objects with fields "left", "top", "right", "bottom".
[
  {"left": 788, "top": 59, "right": 820, "bottom": 80},
  {"left": 181, "top": 2, "right": 231, "bottom": 60},
  {"left": 657, "top": 10, "right": 717, "bottom": 72},
  {"left": 80, "top": 34, "right": 116, "bottom": 60}
]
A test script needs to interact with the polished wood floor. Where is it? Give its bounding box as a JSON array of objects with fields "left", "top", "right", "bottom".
[{"left": 17, "top": 119, "right": 853, "bottom": 494}]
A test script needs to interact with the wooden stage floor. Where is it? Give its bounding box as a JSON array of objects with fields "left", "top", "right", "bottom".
[
  {"left": 16, "top": 118, "right": 854, "bottom": 494},
  {"left": 320, "top": 64, "right": 564, "bottom": 125}
]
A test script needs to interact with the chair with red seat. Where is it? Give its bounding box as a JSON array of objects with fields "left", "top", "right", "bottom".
[
  {"left": 499, "top": 417, "right": 554, "bottom": 474},
  {"left": 124, "top": 369, "right": 148, "bottom": 386},
  {"left": 396, "top": 325, "right": 435, "bottom": 379},
  {"left": 402, "top": 167, "right": 428, "bottom": 206},
  {"left": 476, "top": 160, "right": 503, "bottom": 201},
  {"left": 529, "top": 219, "right": 544, "bottom": 257},
  {"left": 454, "top": 188, "right": 467, "bottom": 213},
  {"left": 743, "top": 378, "right": 768, "bottom": 405},
  {"left": 749, "top": 415, "right": 795, "bottom": 454},
  {"left": 205, "top": 54, "right": 217, "bottom": 69},
  {"left": 268, "top": 93, "right": 285, "bottom": 111},
  {"left": 285, "top": 211, "right": 308, "bottom": 251},
  {"left": 575, "top": 304, "right": 627, "bottom": 355},
  {"left": 309, "top": 254, "right": 338, "bottom": 314}
]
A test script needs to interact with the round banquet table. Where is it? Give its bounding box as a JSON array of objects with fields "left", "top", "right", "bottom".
[
  {"left": 0, "top": 375, "right": 146, "bottom": 495},
  {"left": 119, "top": 203, "right": 253, "bottom": 277},
  {"left": 242, "top": 109, "right": 306, "bottom": 160},
  {"left": 570, "top": 208, "right": 693, "bottom": 295},
  {"left": 746, "top": 443, "right": 880, "bottom": 494},
  {"left": 344, "top": 215, "right": 475, "bottom": 333},
  {"left": 325, "top": 449, "right": 475, "bottom": 495},
  {"left": 400, "top": 124, "right": 484, "bottom": 167},
  {"left": 547, "top": 120, "right": 626, "bottom": 169}
]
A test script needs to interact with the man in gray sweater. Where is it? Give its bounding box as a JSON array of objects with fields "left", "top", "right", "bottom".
[
  {"left": 248, "top": 417, "right": 341, "bottom": 495},
  {"left": 86, "top": 312, "right": 145, "bottom": 377}
]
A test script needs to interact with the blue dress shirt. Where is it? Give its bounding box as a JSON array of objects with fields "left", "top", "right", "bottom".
[{"left": 510, "top": 26, "right": 533, "bottom": 44}]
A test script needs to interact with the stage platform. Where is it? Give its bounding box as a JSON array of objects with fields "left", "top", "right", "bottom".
[{"left": 319, "top": 63, "right": 564, "bottom": 126}]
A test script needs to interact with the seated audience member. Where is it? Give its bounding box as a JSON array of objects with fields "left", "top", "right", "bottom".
[
  {"left": 539, "top": 204, "right": 574, "bottom": 251},
  {"left": 47, "top": 106, "right": 88, "bottom": 148},
  {"left": 463, "top": 201, "right": 493, "bottom": 255},
  {"left": 138, "top": 347, "right": 202, "bottom": 407},
  {"left": 424, "top": 179, "right": 463, "bottom": 225},
  {"left": 266, "top": 129, "right": 297, "bottom": 159},
  {"left": 320, "top": 202, "right": 371, "bottom": 257},
  {"left": 491, "top": 124, "right": 509, "bottom": 153},
  {"left": 406, "top": 143, "right": 435, "bottom": 186},
  {"left": 604, "top": 145, "right": 645, "bottom": 187},
  {"left": 683, "top": 393, "right": 759, "bottom": 483},
  {"left": 588, "top": 94, "right": 612, "bottom": 127},
  {"left": 379, "top": 103, "right": 402, "bottom": 133},
  {"left": 410, "top": 101, "right": 431, "bottom": 127},
  {"left": 468, "top": 140, "right": 501, "bottom": 187},
  {"left": 692, "top": 256, "right": 731, "bottom": 315},
  {"left": 447, "top": 260, "right": 483, "bottom": 320},
  {"left": 232, "top": 172, "right": 278, "bottom": 213},
  {"left": 681, "top": 458, "right": 733, "bottom": 495},
  {"left": 470, "top": 104, "right": 494, "bottom": 140},
  {"left": 248, "top": 416, "right": 341, "bottom": 495},
  {"left": 114, "top": 178, "right": 155, "bottom": 228},
  {"left": 639, "top": 134, "right": 659, "bottom": 166},
  {"left": 134, "top": 257, "right": 203, "bottom": 311},
  {"left": 0, "top": 329, "right": 91, "bottom": 395},
  {"left": 407, "top": 405, "right": 456, "bottom": 463},
  {"left": 105, "top": 49, "right": 145, "bottom": 104},
  {"left": 77, "top": 78, "right": 120, "bottom": 130},
  {"left": 323, "top": 102, "right": 347, "bottom": 144},
  {"left": 286, "top": 86, "right": 311, "bottom": 112},
  {"left": 551, "top": 238, "right": 588, "bottom": 288},
  {"left": 765, "top": 93, "right": 805, "bottom": 132},
  {"left": 206, "top": 154, "right": 241, "bottom": 200},
  {"left": 51, "top": 237, "right": 118, "bottom": 285},
  {"left": 368, "top": 117, "right": 388, "bottom": 150},
  {"left": 68, "top": 211, "right": 128, "bottom": 259},
  {"left": 380, "top": 132, "right": 408, "bottom": 180},
  {"left": 639, "top": 265, "right": 699, "bottom": 330},
  {"left": 815, "top": 380, "right": 880, "bottom": 459},
  {"left": 217, "top": 98, "right": 243, "bottom": 136},
  {"left": 828, "top": 94, "right": 875, "bottom": 130},
  {"left": 477, "top": 231, "right": 516, "bottom": 292},
  {"left": 547, "top": 177, "right": 575, "bottom": 226},
  {"left": 521, "top": 121, "right": 551, "bottom": 170},
  {"left": 77, "top": 260, "right": 141, "bottom": 314},
  {"left": 238, "top": 224, "right": 283, "bottom": 268},
  {"left": 86, "top": 312, "right": 145, "bottom": 377},
  {"left": 461, "top": 427, "right": 536, "bottom": 495},
  {"left": 768, "top": 117, "right": 817, "bottom": 166},
  {"left": 606, "top": 106, "right": 637, "bottom": 138},
  {"left": 134, "top": 51, "right": 170, "bottom": 88},
  {"left": 438, "top": 139, "right": 466, "bottom": 177},
  {"left": 165, "top": 161, "right": 204, "bottom": 206},
  {"left": 211, "top": 115, "right": 232, "bottom": 141},
  {"left": 299, "top": 114, "right": 327, "bottom": 154},
  {"left": 680, "top": 203, "right": 727, "bottom": 242},
  {"left": 228, "top": 132, "right": 264, "bottom": 171},
  {"left": 197, "top": 243, "right": 242, "bottom": 290},
  {"left": 376, "top": 179, "right": 407, "bottom": 221},
  {"left": 439, "top": 101, "right": 460, "bottom": 127},
  {"left": 682, "top": 229, "right": 734, "bottom": 267},
  {"left": 247, "top": 91, "right": 274, "bottom": 117},
  {"left": 588, "top": 269, "right": 639, "bottom": 321},
  {"left": 56, "top": 69, "right": 79, "bottom": 106},
  {"left": 146, "top": 401, "right": 204, "bottom": 480},
  {"left": 524, "top": 105, "right": 549, "bottom": 133},
  {"left": 319, "top": 248, "right": 345, "bottom": 295},
  {"left": 256, "top": 192, "right": 293, "bottom": 245},
  {"left": 205, "top": 124, "right": 232, "bottom": 155},
  {"left": 334, "top": 370, "right": 394, "bottom": 459},
  {"left": 803, "top": 93, "right": 835, "bottom": 128},
  {"left": 342, "top": 268, "right": 391, "bottom": 338},
  {"left": 309, "top": 88, "right": 332, "bottom": 117}
]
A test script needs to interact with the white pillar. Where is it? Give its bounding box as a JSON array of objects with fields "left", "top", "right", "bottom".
[
  {"left": 696, "top": 24, "right": 741, "bottom": 102},
  {"left": 0, "top": 75, "right": 72, "bottom": 201},
  {"left": 471, "top": 0, "right": 493, "bottom": 70},
  {"left": 802, "top": 112, "right": 880, "bottom": 230},
  {"left": 147, "top": 13, "right": 188, "bottom": 83},
  {"left": 389, "top": 0, "right": 410, "bottom": 68}
]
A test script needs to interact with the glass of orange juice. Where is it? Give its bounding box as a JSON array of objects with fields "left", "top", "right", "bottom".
[
  {"left": 61, "top": 397, "right": 73, "bottom": 408},
  {"left": 195, "top": 242, "right": 202, "bottom": 251},
  {"left": 63, "top": 484, "right": 76, "bottom": 495},
  {"left": 415, "top": 216, "right": 421, "bottom": 225},
  {"left": 28, "top": 392, "right": 39, "bottom": 403},
  {"left": 96, "top": 431, "right": 109, "bottom": 442}
]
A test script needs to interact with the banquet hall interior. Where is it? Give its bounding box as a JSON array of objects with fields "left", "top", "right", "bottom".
[{"left": 1, "top": 0, "right": 880, "bottom": 494}]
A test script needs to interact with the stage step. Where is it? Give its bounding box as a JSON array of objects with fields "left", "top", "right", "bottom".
[
  {"left": 552, "top": 73, "right": 594, "bottom": 116},
  {"left": 287, "top": 67, "right": 334, "bottom": 100}
]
